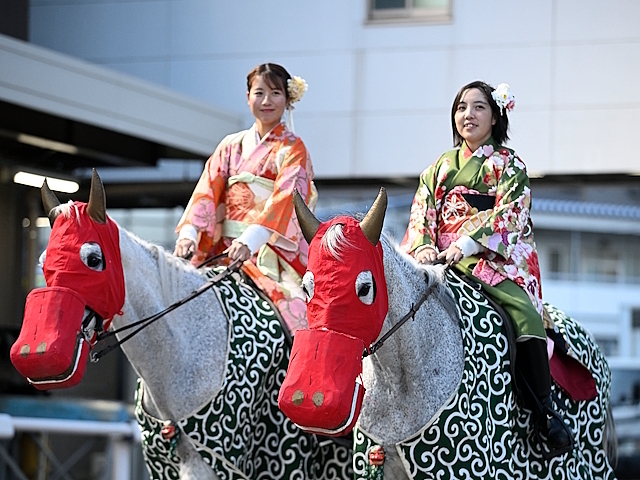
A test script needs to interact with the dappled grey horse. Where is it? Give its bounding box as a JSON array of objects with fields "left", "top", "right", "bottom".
[
  {"left": 285, "top": 187, "right": 618, "bottom": 479},
  {"left": 11, "top": 170, "right": 351, "bottom": 480}
]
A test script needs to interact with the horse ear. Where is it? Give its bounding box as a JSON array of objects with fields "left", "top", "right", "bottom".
[
  {"left": 360, "top": 187, "right": 387, "bottom": 246},
  {"left": 87, "top": 169, "right": 107, "bottom": 224},
  {"left": 41, "top": 179, "right": 61, "bottom": 227},
  {"left": 293, "top": 189, "right": 320, "bottom": 244}
]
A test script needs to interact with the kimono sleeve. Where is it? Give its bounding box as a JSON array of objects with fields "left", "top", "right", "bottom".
[
  {"left": 463, "top": 152, "right": 532, "bottom": 260},
  {"left": 253, "top": 137, "right": 313, "bottom": 250},
  {"left": 175, "top": 137, "right": 230, "bottom": 250},
  {"left": 400, "top": 158, "right": 443, "bottom": 254}
]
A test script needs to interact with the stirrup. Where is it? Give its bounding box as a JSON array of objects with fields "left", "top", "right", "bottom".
[{"left": 533, "top": 405, "right": 575, "bottom": 460}]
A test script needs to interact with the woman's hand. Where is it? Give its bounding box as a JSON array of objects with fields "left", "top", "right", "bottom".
[
  {"left": 437, "top": 244, "right": 463, "bottom": 266},
  {"left": 225, "top": 240, "right": 251, "bottom": 262},
  {"left": 174, "top": 238, "right": 196, "bottom": 259},
  {"left": 415, "top": 246, "right": 438, "bottom": 265}
]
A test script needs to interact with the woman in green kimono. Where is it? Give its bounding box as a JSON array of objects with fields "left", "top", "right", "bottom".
[{"left": 401, "top": 80, "right": 572, "bottom": 455}]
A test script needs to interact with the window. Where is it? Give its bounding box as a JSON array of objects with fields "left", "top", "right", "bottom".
[
  {"left": 581, "top": 237, "right": 621, "bottom": 282},
  {"left": 368, "top": 0, "right": 452, "bottom": 24},
  {"left": 595, "top": 337, "right": 618, "bottom": 357},
  {"left": 547, "top": 246, "right": 570, "bottom": 277},
  {"left": 633, "top": 309, "right": 640, "bottom": 329}
]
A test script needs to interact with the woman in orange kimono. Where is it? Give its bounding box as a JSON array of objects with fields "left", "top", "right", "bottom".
[{"left": 174, "top": 63, "right": 316, "bottom": 334}]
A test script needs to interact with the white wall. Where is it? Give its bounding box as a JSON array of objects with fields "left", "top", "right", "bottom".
[
  {"left": 542, "top": 278, "right": 640, "bottom": 358},
  {"left": 28, "top": 0, "right": 640, "bottom": 179}
]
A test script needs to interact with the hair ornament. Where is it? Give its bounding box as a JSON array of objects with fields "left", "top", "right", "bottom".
[
  {"left": 285, "top": 75, "right": 307, "bottom": 133},
  {"left": 491, "top": 83, "right": 515, "bottom": 114},
  {"left": 287, "top": 76, "right": 308, "bottom": 105}
]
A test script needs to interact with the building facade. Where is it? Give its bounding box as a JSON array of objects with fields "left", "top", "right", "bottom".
[{"left": 1, "top": 0, "right": 640, "bottom": 476}]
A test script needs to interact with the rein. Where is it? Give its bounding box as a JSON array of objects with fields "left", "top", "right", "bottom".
[
  {"left": 363, "top": 261, "right": 450, "bottom": 358},
  {"left": 88, "top": 255, "right": 242, "bottom": 362}
]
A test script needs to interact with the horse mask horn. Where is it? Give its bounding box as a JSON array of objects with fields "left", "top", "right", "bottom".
[
  {"left": 360, "top": 188, "right": 387, "bottom": 245},
  {"left": 293, "top": 189, "right": 320, "bottom": 244},
  {"left": 279, "top": 188, "right": 389, "bottom": 437},
  {"left": 87, "top": 169, "right": 107, "bottom": 224},
  {"left": 42, "top": 179, "right": 61, "bottom": 226}
]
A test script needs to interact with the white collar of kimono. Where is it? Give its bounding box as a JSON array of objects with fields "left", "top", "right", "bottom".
[
  {"left": 242, "top": 122, "right": 283, "bottom": 161},
  {"left": 253, "top": 121, "right": 284, "bottom": 144}
]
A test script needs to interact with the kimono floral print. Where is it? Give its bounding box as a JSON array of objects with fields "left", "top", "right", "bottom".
[
  {"left": 175, "top": 63, "right": 316, "bottom": 334},
  {"left": 401, "top": 138, "right": 543, "bottom": 317},
  {"left": 402, "top": 81, "right": 573, "bottom": 455},
  {"left": 176, "top": 122, "right": 315, "bottom": 333}
]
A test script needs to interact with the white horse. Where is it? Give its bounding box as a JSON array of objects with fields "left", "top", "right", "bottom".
[
  {"left": 11, "top": 171, "right": 352, "bottom": 480},
  {"left": 285, "top": 187, "right": 617, "bottom": 480}
]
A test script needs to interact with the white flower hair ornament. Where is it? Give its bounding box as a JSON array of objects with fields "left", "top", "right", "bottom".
[
  {"left": 287, "top": 76, "right": 308, "bottom": 106},
  {"left": 491, "top": 83, "right": 515, "bottom": 115},
  {"left": 285, "top": 76, "right": 308, "bottom": 133}
]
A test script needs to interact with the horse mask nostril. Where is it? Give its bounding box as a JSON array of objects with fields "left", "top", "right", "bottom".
[
  {"left": 292, "top": 390, "right": 304, "bottom": 406},
  {"left": 312, "top": 391, "right": 324, "bottom": 407}
]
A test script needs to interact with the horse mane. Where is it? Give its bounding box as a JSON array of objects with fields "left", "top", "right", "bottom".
[
  {"left": 118, "top": 227, "right": 204, "bottom": 303},
  {"left": 321, "top": 223, "right": 357, "bottom": 261},
  {"left": 53, "top": 201, "right": 82, "bottom": 224},
  {"left": 379, "top": 234, "right": 459, "bottom": 322}
]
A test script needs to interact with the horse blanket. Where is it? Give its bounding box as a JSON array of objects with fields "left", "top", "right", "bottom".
[
  {"left": 134, "top": 269, "right": 352, "bottom": 479},
  {"left": 354, "top": 269, "right": 615, "bottom": 480}
]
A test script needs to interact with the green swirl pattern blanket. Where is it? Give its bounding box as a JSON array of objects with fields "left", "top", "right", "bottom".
[
  {"left": 134, "top": 271, "right": 352, "bottom": 479},
  {"left": 354, "top": 269, "right": 615, "bottom": 480}
]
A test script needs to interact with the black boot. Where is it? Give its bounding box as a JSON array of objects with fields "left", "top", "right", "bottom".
[
  {"left": 538, "top": 394, "right": 573, "bottom": 452},
  {"left": 516, "top": 339, "right": 574, "bottom": 458}
]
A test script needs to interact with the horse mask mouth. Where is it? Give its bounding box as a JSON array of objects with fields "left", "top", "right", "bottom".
[
  {"left": 12, "top": 287, "right": 93, "bottom": 389},
  {"left": 278, "top": 189, "right": 388, "bottom": 436},
  {"left": 10, "top": 172, "right": 125, "bottom": 390}
]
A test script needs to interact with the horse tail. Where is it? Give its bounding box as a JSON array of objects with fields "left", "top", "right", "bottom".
[{"left": 603, "top": 402, "right": 618, "bottom": 469}]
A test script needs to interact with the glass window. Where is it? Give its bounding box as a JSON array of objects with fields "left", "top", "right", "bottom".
[
  {"left": 549, "top": 249, "right": 561, "bottom": 273},
  {"left": 580, "top": 234, "right": 622, "bottom": 282},
  {"left": 533, "top": 229, "right": 572, "bottom": 280},
  {"left": 368, "top": 0, "right": 452, "bottom": 24},
  {"left": 374, "top": 0, "right": 405, "bottom": 8},
  {"left": 595, "top": 337, "right": 618, "bottom": 357}
]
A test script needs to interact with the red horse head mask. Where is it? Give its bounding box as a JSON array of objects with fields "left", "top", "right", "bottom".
[
  {"left": 10, "top": 170, "right": 125, "bottom": 390},
  {"left": 278, "top": 188, "right": 388, "bottom": 436}
]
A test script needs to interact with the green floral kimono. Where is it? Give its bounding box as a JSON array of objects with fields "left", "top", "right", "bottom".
[{"left": 401, "top": 138, "right": 544, "bottom": 337}]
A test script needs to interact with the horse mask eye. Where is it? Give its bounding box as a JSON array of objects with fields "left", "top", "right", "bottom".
[
  {"left": 80, "top": 243, "right": 105, "bottom": 271},
  {"left": 355, "top": 270, "right": 376, "bottom": 305},
  {"left": 302, "top": 271, "right": 315, "bottom": 302}
]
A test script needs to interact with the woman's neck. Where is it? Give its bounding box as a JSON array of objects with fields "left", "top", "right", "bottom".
[
  {"left": 256, "top": 120, "right": 280, "bottom": 139},
  {"left": 463, "top": 134, "right": 492, "bottom": 156}
]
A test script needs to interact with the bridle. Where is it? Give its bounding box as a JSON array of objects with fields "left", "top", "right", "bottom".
[
  {"left": 362, "top": 259, "right": 451, "bottom": 358},
  {"left": 87, "top": 253, "right": 242, "bottom": 362},
  {"left": 87, "top": 249, "right": 448, "bottom": 362},
  {"left": 363, "top": 273, "right": 440, "bottom": 358}
]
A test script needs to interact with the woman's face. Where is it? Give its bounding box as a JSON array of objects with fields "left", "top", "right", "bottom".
[
  {"left": 454, "top": 88, "right": 496, "bottom": 150},
  {"left": 247, "top": 75, "right": 287, "bottom": 134}
]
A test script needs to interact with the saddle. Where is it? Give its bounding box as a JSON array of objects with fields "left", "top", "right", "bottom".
[{"left": 455, "top": 271, "right": 597, "bottom": 404}]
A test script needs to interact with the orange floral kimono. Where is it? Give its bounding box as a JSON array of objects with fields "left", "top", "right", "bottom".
[{"left": 176, "top": 122, "right": 317, "bottom": 333}]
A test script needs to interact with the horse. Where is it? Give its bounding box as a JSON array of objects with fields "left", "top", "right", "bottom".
[
  {"left": 10, "top": 170, "right": 352, "bottom": 480},
  {"left": 281, "top": 187, "right": 617, "bottom": 480}
]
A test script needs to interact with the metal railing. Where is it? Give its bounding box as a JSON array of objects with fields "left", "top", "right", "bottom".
[{"left": 0, "top": 414, "right": 141, "bottom": 480}]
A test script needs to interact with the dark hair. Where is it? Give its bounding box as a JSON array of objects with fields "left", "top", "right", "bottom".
[
  {"left": 451, "top": 80, "right": 510, "bottom": 147},
  {"left": 246, "top": 63, "right": 292, "bottom": 103}
]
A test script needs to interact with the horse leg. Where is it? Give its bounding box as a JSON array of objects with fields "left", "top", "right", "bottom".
[{"left": 176, "top": 438, "right": 220, "bottom": 480}]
